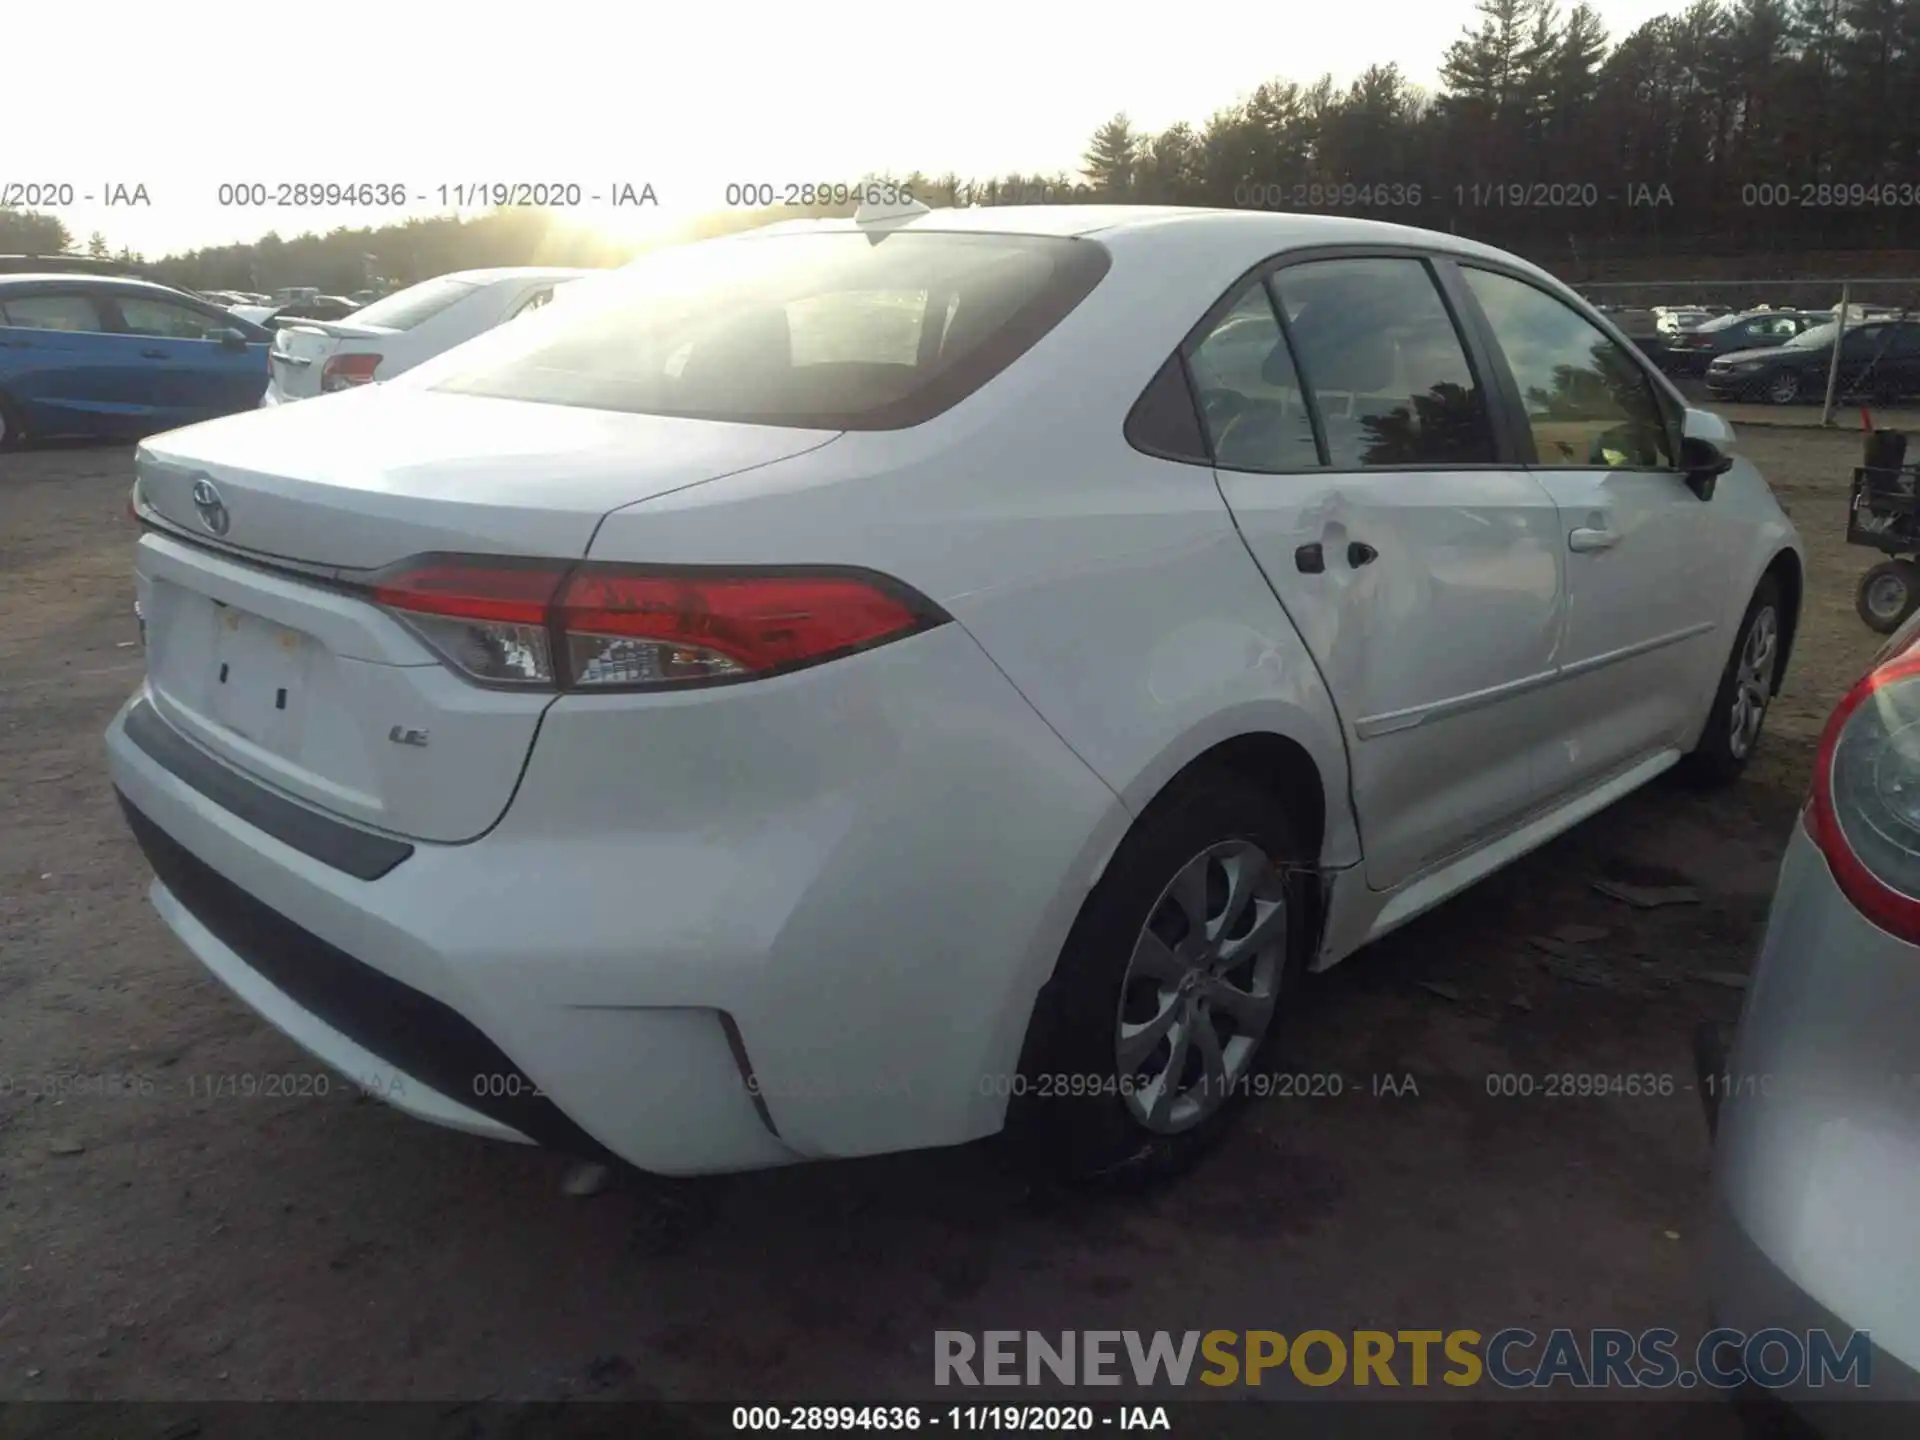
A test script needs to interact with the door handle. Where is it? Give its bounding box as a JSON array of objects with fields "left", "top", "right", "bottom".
[
  {"left": 1568, "top": 526, "right": 1619, "bottom": 552},
  {"left": 1347, "top": 541, "right": 1378, "bottom": 567},
  {"left": 140, "top": 348, "right": 168, "bottom": 359}
]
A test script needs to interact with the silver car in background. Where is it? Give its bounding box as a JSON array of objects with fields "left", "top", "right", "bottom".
[{"left": 1708, "top": 606, "right": 1920, "bottom": 1433}]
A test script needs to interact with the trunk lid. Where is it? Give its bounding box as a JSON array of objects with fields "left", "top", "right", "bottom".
[
  {"left": 132, "top": 389, "right": 841, "bottom": 842},
  {"left": 136, "top": 387, "right": 840, "bottom": 568},
  {"left": 268, "top": 320, "right": 391, "bottom": 399}
]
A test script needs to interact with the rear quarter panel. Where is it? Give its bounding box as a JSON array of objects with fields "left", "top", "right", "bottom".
[{"left": 586, "top": 225, "right": 1364, "bottom": 865}]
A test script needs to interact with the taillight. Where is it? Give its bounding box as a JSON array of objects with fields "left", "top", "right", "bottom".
[
  {"left": 320, "top": 353, "right": 380, "bottom": 392},
  {"left": 1806, "top": 649, "right": 1920, "bottom": 941},
  {"left": 366, "top": 556, "right": 946, "bottom": 692}
]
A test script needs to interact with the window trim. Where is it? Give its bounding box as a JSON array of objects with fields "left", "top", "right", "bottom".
[{"left": 1448, "top": 258, "right": 1686, "bottom": 476}]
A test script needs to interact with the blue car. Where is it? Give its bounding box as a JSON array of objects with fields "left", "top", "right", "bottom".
[{"left": 0, "top": 275, "right": 271, "bottom": 448}]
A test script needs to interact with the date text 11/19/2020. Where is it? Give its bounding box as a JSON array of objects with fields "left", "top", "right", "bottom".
[
  {"left": 1229, "top": 182, "right": 1679, "bottom": 209},
  {"left": 730, "top": 1406, "right": 1172, "bottom": 1432}
]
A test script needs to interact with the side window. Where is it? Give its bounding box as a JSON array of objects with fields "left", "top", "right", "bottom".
[
  {"left": 1270, "top": 257, "right": 1496, "bottom": 468},
  {"left": 510, "top": 287, "right": 554, "bottom": 320},
  {"left": 1886, "top": 324, "right": 1920, "bottom": 358},
  {"left": 1764, "top": 316, "right": 1801, "bottom": 339},
  {"left": 1185, "top": 283, "right": 1319, "bottom": 471},
  {"left": 1, "top": 293, "right": 108, "bottom": 333},
  {"left": 115, "top": 296, "right": 227, "bottom": 340},
  {"left": 1124, "top": 354, "right": 1208, "bottom": 463},
  {"left": 1843, "top": 327, "right": 1888, "bottom": 360},
  {"left": 1461, "top": 267, "right": 1674, "bottom": 470}
]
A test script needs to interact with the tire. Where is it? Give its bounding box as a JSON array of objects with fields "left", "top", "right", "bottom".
[
  {"left": 0, "top": 392, "right": 23, "bottom": 451},
  {"left": 1000, "top": 768, "right": 1312, "bottom": 1188},
  {"left": 1762, "top": 371, "right": 1800, "bottom": 405},
  {"left": 1856, "top": 559, "right": 1920, "bottom": 634},
  {"left": 1674, "top": 575, "right": 1783, "bottom": 789}
]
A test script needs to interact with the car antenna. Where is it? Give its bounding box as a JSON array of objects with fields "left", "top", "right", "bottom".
[{"left": 853, "top": 195, "right": 931, "bottom": 244}]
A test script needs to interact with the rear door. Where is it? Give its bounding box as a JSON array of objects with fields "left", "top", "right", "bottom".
[
  {"left": 1203, "top": 252, "right": 1567, "bottom": 892},
  {"left": 1838, "top": 324, "right": 1892, "bottom": 396},
  {"left": 1455, "top": 264, "right": 1723, "bottom": 802},
  {"left": 1883, "top": 323, "right": 1920, "bottom": 396},
  {"left": 106, "top": 291, "right": 268, "bottom": 421},
  {"left": 0, "top": 289, "right": 147, "bottom": 438}
]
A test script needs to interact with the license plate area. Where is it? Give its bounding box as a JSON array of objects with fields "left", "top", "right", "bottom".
[{"left": 208, "top": 602, "right": 312, "bottom": 750}]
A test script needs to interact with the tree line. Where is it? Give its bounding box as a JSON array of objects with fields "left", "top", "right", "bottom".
[{"left": 3, "top": 0, "right": 1917, "bottom": 291}]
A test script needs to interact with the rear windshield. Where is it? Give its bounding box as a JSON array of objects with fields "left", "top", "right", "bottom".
[
  {"left": 348, "top": 276, "right": 481, "bottom": 330},
  {"left": 1789, "top": 322, "right": 1841, "bottom": 348},
  {"left": 412, "top": 231, "right": 1112, "bottom": 429}
]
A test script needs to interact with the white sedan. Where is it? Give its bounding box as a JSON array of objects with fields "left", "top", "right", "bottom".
[
  {"left": 259, "top": 267, "right": 592, "bottom": 405},
  {"left": 108, "top": 204, "right": 1801, "bottom": 1185}
]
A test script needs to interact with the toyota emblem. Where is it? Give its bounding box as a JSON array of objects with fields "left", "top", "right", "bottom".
[{"left": 190, "top": 478, "right": 230, "bottom": 536}]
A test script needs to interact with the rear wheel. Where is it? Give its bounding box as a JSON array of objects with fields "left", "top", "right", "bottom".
[
  {"left": 1857, "top": 559, "right": 1920, "bottom": 634},
  {"left": 1001, "top": 768, "right": 1311, "bottom": 1187},
  {"left": 1763, "top": 371, "right": 1801, "bottom": 405},
  {"left": 1674, "top": 575, "right": 1782, "bottom": 789}
]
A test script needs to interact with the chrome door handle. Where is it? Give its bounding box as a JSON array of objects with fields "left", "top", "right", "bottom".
[{"left": 1569, "top": 526, "right": 1619, "bottom": 552}]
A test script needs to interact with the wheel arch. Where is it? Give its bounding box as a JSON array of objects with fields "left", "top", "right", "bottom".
[
  {"left": 1080, "top": 725, "right": 1347, "bottom": 976},
  {"left": 1762, "top": 546, "right": 1803, "bottom": 696}
]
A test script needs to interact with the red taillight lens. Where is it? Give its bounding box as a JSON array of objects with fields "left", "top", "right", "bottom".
[
  {"left": 1806, "top": 650, "right": 1920, "bottom": 941},
  {"left": 321, "top": 353, "right": 381, "bottom": 392},
  {"left": 366, "top": 556, "right": 944, "bottom": 691}
]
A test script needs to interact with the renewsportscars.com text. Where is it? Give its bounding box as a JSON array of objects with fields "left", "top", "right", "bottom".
[{"left": 934, "top": 1328, "right": 1871, "bottom": 1390}]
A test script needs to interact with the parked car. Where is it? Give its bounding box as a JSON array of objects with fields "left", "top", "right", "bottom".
[
  {"left": 0, "top": 274, "right": 271, "bottom": 447},
  {"left": 277, "top": 295, "right": 362, "bottom": 323},
  {"left": 1662, "top": 309, "right": 1828, "bottom": 376},
  {"left": 107, "top": 206, "right": 1801, "bottom": 1185},
  {"left": 0, "top": 254, "right": 149, "bottom": 279},
  {"left": 1707, "top": 318, "right": 1920, "bottom": 405},
  {"left": 260, "top": 267, "right": 590, "bottom": 404},
  {"left": 1705, "top": 602, "right": 1920, "bottom": 1421},
  {"left": 1656, "top": 307, "right": 1716, "bottom": 336}
]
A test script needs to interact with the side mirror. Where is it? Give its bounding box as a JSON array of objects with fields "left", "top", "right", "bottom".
[
  {"left": 1679, "top": 408, "right": 1736, "bottom": 501},
  {"left": 217, "top": 328, "right": 249, "bottom": 351}
]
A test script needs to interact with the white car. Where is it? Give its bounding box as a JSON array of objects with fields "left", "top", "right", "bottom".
[
  {"left": 1706, "top": 605, "right": 1920, "bottom": 1418},
  {"left": 107, "top": 205, "right": 1803, "bottom": 1185},
  {"left": 260, "top": 267, "right": 591, "bottom": 405}
]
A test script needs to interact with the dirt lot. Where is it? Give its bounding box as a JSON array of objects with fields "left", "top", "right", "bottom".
[{"left": 0, "top": 427, "right": 1889, "bottom": 1425}]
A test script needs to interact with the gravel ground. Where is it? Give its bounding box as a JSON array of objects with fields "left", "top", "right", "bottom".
[{"left": 0, "top": 428, "right": 1889, "bottom": 1426}]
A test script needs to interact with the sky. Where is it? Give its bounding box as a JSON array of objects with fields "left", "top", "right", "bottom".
[{"left": 11, "top": 0, "right": 1683, "bottom": 260}]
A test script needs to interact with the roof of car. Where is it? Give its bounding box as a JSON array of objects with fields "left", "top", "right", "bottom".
[
  {"left": 750, "top": 204, "right": 1540, "bottom": 268},
  {"left": 432, "top": 267, "right": 598, "bottom": 285},
  {"left": 0, "top": 272, "right": 203, "bottom": 296}
]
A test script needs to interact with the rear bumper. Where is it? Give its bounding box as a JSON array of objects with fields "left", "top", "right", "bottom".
[
  {"left": 1709, "top": 824, "right": 1920, "bottom": 1424},
  {"left": 105, "top": 623, "right": 1128, "bottom": 1174}
]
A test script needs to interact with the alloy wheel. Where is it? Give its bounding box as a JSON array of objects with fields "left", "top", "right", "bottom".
[
  {"left": 1115, "top": 840, "right": 1286, "bottom": 1134},
  {"left": 1729, "top": 605, "right": 1779, "bottom": 759}
]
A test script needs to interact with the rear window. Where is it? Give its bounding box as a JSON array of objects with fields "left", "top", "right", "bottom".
[
  {"left": 412, "top": 231, "right": 1112, "bottom": 429},
  {"left": 347, "top": 276, "right": 481, "bottom": 330}
]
